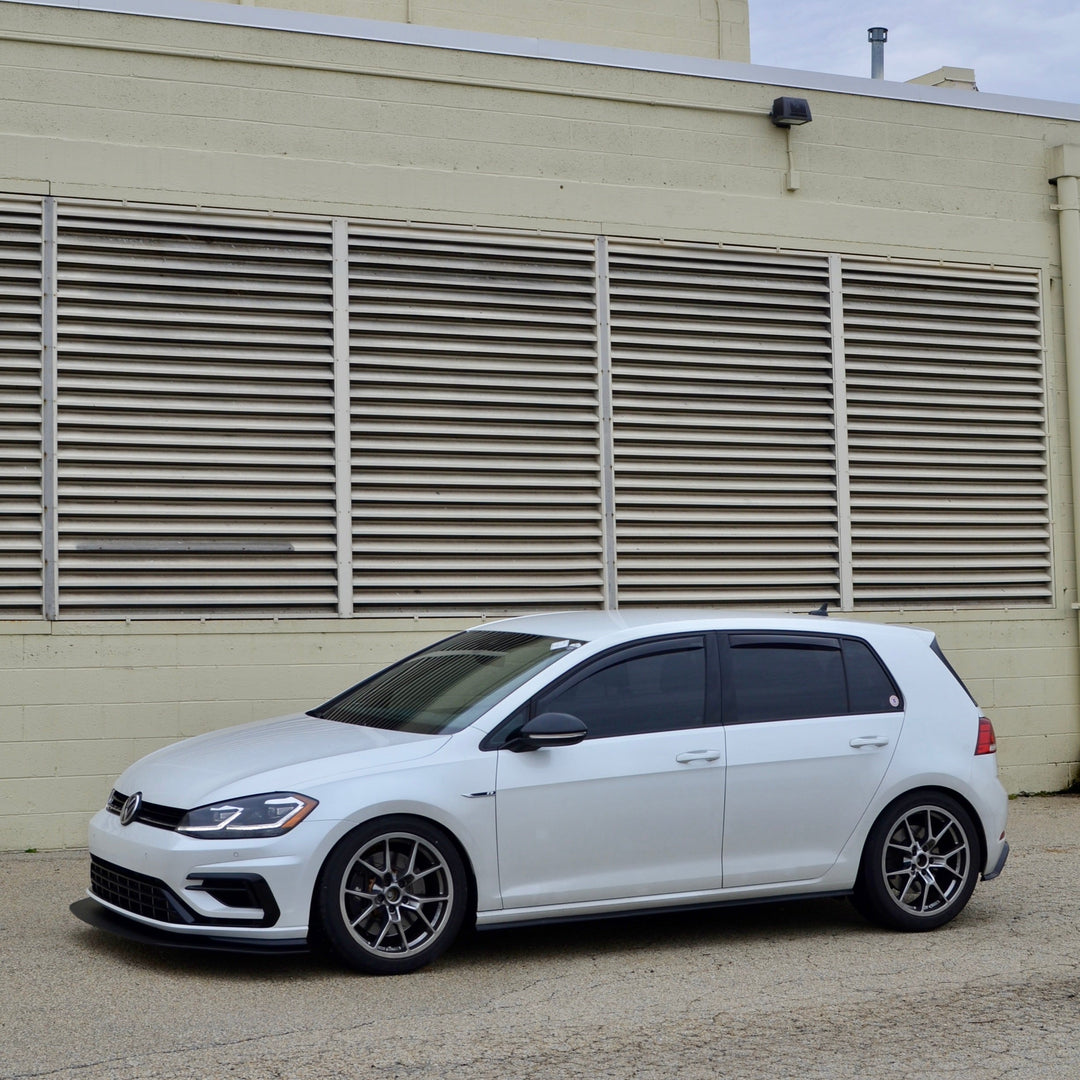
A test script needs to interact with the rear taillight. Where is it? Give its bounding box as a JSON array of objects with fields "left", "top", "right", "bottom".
[{"left": 975, "top": 716, "right": 997, "bottom": 755}]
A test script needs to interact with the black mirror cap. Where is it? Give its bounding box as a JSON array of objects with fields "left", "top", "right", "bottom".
[{"left": 509, "top": 712, "right": 588, "bottom": 752}]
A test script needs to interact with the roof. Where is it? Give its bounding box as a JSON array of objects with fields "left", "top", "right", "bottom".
[{"left": 473, "top": 609, "right": 937, "bottom": 647}]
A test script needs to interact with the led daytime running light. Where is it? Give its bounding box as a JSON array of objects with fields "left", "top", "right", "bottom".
[{"left": 177, "top": 793, "right": 318, "bottom": 837}]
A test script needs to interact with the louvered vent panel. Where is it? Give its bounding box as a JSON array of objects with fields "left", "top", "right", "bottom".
[
  {"left": 608, "top": 242, "right": 838, "bottom": 606},
  {"left": 0, "top": 197, "right": 44, "bottom": 617},
  {"left": 55, "top": 203, "right": 337, "bottom": 617},
  {"left": 349, "top": 224, "right": 603, "bottom": 613},
  {"left": 843, "top": 259, "right": 1050, "bottom": 607}
]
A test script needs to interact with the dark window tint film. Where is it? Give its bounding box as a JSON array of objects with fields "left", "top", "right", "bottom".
[
  {"left": 843, "top": 638, "right": 902, "bottom": 713},
  {"left": 725, "top": 633, "right": 903, "bottom": 723},
  {"left": 727, "top": 640, "right": 847, "bottom": 723},
  {"left": 536, "top": 639, "right": 706, "bottom": 739},
  {"left": 311, "top": 630, "right": 578, "bottom": 734}
]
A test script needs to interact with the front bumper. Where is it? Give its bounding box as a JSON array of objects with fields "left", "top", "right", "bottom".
[{"left": 81, "top": 804, "right": 332, "bottom": 943}]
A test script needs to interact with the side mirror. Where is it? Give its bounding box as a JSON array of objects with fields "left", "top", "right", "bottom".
[{"left": 507, "top": 712, "right": 588, "bottom": 752}]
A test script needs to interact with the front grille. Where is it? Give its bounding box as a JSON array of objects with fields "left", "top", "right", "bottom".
[
  {"left": 90, "top": 856, "right": 194, "bottom": 925},
  {"left": 106, "top": 790, "right": 186, "bottom": 831}
]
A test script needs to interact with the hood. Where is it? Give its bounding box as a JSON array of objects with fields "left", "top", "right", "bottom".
[{"left": 114, "top": 713, "right": 448, "bottom": 808}]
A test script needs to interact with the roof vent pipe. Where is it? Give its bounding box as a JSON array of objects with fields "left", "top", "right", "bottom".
[{"left": 868, "top": 27, "right": 888, "bottom": 79}]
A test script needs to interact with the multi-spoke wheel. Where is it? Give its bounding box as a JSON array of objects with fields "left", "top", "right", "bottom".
[
  {"left": 853, "top": 793, "right": 980, "bottom": 931},
  {"left": 315, "top": 817, "right": 468, "bottom": 974}
]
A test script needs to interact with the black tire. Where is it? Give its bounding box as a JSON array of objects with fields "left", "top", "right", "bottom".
[
  {"left": 314, "top": 816, "right": 468, "bottom": 975},
  {"left": 853, "top": 792, "right": 980, "bottom": 932}
]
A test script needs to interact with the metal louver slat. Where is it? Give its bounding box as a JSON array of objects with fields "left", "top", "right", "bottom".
[
  {"left": 608, "top": 242, "right": 838, "bottom": 606},
  {"left": 0, "top": 189, "right": 1059, "bottom": 620},
  {"left": 349, "top": 224, "right": 603, "bottom": 613},
  {"left": 0, "top": 196, "right": 44, "bottom": 617},
  {"left": 843, "top": 259, "right": 1051, "bottom": 607},
  {"left": 55, "top": 203, "right": 338, "bottom": 618}
]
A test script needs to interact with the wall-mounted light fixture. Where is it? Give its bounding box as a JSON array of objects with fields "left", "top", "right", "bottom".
[
  {"left": 769, "top": 96, "right": 813, "bottom": 128},
  {"left": 768, "top": 97, "right": 813, "bottom": 191}
]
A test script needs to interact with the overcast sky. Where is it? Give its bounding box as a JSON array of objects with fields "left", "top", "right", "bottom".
[{"left": 748, "top": 0, "right": 1080, "bottom": 104}]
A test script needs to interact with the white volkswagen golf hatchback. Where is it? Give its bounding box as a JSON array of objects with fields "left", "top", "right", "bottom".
[{"left": 73, "top": 610, "right": 1009, "bottom": 974}]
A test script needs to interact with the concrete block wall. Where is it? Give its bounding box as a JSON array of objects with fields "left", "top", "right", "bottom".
[
  {"left": 0, "top": 2, "right": 1078, "bottom": 849},
  {"left": 224, "top": 0, "right": 751, "bottom": 61},
  {"left": 0, "top": 3, "right": 1063, "bottom": 264},
  {"left": 934, "top": 615, "right": 1080, "bottom": 794},
  {"left": 3, "top": 612, "right": 1078, "bottom": 851},
  {"left": 0, "top": 619, "right": 471, "bottom": 850}
]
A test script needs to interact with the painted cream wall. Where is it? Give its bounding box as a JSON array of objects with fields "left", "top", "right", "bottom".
[
  {"left": 0, "top": 1, "right": 1078, "bottom": 848},
  {"left": 3, "top": 611, "right": 1079, "bottom": 851},
  {"left": 0, "top": 4, "right": 1067, "bottom": 257},
  {"left": 0, "top": 620, "right": 472, "bottom": 849},
  {"left": 217, "top": 0, "right": 751, "bottom": 61}
]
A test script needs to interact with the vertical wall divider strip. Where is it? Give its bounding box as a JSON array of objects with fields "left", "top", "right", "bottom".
[
  {"left": 828, "top": 254, "right": 854, "bottom": 610},
  {"left": 596, "top": 236, "right": 618, "bottom": 609},
  {"left": 332, "top": 218, "right": 354, "bottom": 618},
  {"left": 1040, "top": 265, "right": 1055, "bottom": 536},
  {"left": 41, "top": 197, "right": 59, "bottom": 620}
]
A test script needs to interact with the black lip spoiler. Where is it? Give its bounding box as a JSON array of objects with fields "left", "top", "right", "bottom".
[{"left": 70, "top": 897, "right": 310, "bottom": 955}]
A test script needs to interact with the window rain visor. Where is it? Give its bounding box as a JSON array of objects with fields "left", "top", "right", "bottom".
[{"left": 309, "top": 630, "right": 581, "bottom": 734}]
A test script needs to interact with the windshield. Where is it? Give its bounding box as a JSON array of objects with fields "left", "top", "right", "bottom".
[{"left": 309, "top": 630, "right": 582, "bottom": 734}]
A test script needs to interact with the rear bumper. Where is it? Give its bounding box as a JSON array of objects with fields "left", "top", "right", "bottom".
[{"left": 982, "top": 839, "right": 1009, "bottom": 882}]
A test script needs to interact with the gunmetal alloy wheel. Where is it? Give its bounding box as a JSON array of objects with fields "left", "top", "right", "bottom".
[
  {"left": 316, "top": 817, "right": 468, "bottom": 974},
  {"left": 853, "top": 793, "right": 980, "bottom": 932}
]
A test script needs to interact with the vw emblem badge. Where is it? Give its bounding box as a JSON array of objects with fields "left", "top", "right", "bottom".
[{"left": 120, "top": 791, "right": 142, "bottom": 826}]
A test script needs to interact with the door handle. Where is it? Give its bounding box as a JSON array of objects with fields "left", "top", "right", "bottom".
[
  {"left": 849, "top": 736, "right": 890, "bottom": 749},
  {"left": 676, "top": 750, "right": 722, "bottom": 763}
]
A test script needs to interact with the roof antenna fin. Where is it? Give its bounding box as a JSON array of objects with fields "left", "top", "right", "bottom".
[{"left": 809, "top": 602, "right": 829, "bottom": 617}]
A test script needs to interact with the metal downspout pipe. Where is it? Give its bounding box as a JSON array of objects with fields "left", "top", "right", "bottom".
[{"left": 1050, "top": 145, "right": 1080, "bottom": 598}]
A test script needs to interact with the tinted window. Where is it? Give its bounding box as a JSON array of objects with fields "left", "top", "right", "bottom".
[
  {"left": 535, "top": 638, "right": 706, "bottom": 739},
  {"left": 727, "top": 639, "right": 847, "bottom": 723},
  {"left": 725, "top": 633, "right": 903, "bottom": 723},
  {"left": 310, "top": 630, "right": 581, "bottom": 734},
  {"left": 843, "top": 638, "right": 902, "bottom": 713}
]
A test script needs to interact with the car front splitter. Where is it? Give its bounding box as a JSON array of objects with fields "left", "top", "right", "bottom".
[{"left": 70, "top": 897, "right": 310, "bottom": 955}]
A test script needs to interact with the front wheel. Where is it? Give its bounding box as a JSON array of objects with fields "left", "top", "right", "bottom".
[
  {"left": 853, "top": 793, "right": 980, "bottom": 931},
  {"left": 314, "top": 817, "right": 468, "bottom": 974}
]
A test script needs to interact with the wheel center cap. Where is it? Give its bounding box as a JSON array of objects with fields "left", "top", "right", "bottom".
[{"left": 383, "top": 884, "right": 403, "bottom": 905}]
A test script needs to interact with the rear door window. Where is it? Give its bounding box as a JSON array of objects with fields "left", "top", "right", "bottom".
[{"left": 722, "top": 632, "right": 902, "bottom": 724}]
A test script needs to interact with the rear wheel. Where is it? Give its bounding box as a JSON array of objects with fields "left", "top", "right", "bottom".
[
  {"left": 315, "top": 817, "right": 468, "bottom": 974},
  {"left": 853, "top": 793, "right": 979, "bottom": 931}
]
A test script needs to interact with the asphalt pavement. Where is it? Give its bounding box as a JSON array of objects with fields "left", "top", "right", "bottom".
[{"left": 2, "top": 795, "right": 1078, "bottom": 1080}]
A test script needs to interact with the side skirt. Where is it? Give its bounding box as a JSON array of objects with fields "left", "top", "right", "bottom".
[{"left": 474, "top": 889, "right": 854, "bottom": 933}]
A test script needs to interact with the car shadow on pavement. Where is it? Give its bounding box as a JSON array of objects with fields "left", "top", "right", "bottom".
[
  {"left": 66, "top": 894, "right": 874, "bottom": 981},
  {"left": 66, "top": 922, "right": 333, "bottom": 982},
  {"left": 452, "top": 896, "right": 870, "bottom": 966}
]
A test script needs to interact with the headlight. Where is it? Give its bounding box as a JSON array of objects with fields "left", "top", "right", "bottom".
[{"left": 177, "top": 792, "right": 318, "bottom": 839}]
